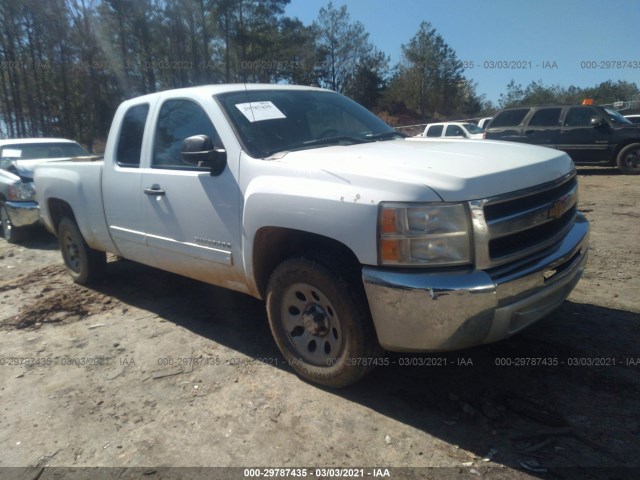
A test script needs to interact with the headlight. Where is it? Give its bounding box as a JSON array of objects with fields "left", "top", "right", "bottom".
[
  {"left": 8, "top": 182, "right": 36, "bottom": 201},
  {"left": 378, "top": 202, "right": 472, "bottom": 266}
]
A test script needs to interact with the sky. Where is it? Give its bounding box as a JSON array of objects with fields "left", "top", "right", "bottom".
[{"left": 285, "top": 0, "right": 640, "bottom": 104}]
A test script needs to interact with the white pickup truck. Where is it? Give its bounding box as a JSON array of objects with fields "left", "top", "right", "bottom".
[{"left": 35, "top": 84, "right": 589, "bottom": 387}]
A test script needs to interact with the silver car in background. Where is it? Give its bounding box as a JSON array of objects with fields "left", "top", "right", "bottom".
[{"left": 0, "top": 138, "right": 91, "bottom": 243}]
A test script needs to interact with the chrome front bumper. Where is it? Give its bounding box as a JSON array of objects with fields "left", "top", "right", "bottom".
[
  {"left": 362, "top": 214, "right": 589, "bottom": 352},
  {"left": 3, "top": 201, "right": 40, "bottom": 228}
]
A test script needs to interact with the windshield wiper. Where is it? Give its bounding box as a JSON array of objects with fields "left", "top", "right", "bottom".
[
  {"left": 299, "top": 135, "right": 374, "bottom": 148},
  {"left": 263, "top": 132, "right": 407, "bottom": 157},
  {"left": 265, "top": 135, "right": 373, "bottom": 157},
  {"left": 366, "top": 131, "right": 407, "bottom": 141}
]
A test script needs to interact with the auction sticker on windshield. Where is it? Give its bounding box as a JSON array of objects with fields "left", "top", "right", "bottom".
[
  {"left": 2, "top": 149, "right": 22, "bottom": 158},
  {"left": 236, "top": 101, "right": 286, "bottom": 122}
]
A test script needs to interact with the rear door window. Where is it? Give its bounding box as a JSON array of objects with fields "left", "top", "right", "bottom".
[
  {"left": 490, "top": 109, "right": 529, "bottom": 128},
  {"left": 116, "top": 104, "right": 149, "bottom": 167},
  {"left": 528, "top": 108, "right": 562, "bottom": 127}
]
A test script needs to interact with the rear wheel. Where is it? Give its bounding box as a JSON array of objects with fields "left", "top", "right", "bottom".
[
  {"left": 617, "top": 143, "right": 640, "bottom": 175},
  {"left": 266, "top": 256, "right": 382, "bottom": 388},
  {"left": 0, "top": 204, "right": 26, "bottom": 243},
  {"left": 58, "top": 217, "right": 106, "bottom": 284}
]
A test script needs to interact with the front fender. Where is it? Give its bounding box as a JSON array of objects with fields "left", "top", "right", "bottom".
[{"left": 243, "top": 175, "right": 381, "bottom": 266}]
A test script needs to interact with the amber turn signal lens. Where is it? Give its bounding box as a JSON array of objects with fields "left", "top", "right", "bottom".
[
  {"left": 381, "top": 208, "right": 397, "bottom": 234},
  {"left": 381, "top": 239, "right": 400, "bottom": 262}
]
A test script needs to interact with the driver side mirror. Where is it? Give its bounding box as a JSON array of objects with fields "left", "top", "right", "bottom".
[{"left": 181, "top": 135, "right": 227, "bottom": 176}]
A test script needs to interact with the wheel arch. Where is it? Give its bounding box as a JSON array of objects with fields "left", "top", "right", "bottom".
[
  {"left": 46, "top": 198, "right": 76, "bottom": 235},
  {"left": 613, "top": 140, "right": 640, "bottom": 173},
  {"left": 613, "top": 139, "right": 640, "bottom": 161},
  {"left": 252, "top": 227, "right": 363, "bottom": 299}
]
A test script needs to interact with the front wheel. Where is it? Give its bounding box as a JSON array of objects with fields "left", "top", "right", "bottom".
[
  {"left": 266, "top": 256, "right": 382, "bottom": 388},
  {"left": 58, "top": 217, "right": 106, "bottom": 284},
  {"left": 617, "top": 143, "right": 640, "bottom": 175},
  {"left": 1, "top": 204, "right": 26, "bottom": 243}
]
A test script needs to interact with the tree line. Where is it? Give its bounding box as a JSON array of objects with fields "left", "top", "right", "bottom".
[
  {"left": 498, "top": 79, "right": 640, "bottom": 110},
  {"left": 1, "top": 0, "right": 638, "bottom": 150}
]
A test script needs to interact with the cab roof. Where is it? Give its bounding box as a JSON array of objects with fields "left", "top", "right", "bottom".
[
  {"left": 0, "top": 138, "right": 79, "bottom": 146},
  {"left": 120, "top": 83, "right": 329, "bottom": 106}
]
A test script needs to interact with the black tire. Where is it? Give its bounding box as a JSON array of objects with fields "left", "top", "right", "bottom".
[
  {"left": 617, "top": 143, "right": 640, "bottom": 175},
  {"left": 266, "top": 256, "right": 382, "bottom": 388},
  {"left": 58, "top": 217, "right": 106, "bottom": 284},
  {"left": 1, "top": 204, "right": 27, "bottom": 243}
]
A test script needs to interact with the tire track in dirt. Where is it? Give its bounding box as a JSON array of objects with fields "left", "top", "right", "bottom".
[{"left": 0, "top": 264, "right": 122, "bottom": 330}]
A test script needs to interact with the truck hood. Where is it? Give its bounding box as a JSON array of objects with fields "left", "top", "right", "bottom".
[
  {"left": 274, "top": 138, "right": 574, "bottom": 201},
  {"left": 8, "top": 157, "right": 84, "bottom": 180}
]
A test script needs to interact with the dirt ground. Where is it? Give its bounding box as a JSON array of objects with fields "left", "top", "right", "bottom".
[{"left": 0, "top": 167, "right": 638, "bottom": 480}]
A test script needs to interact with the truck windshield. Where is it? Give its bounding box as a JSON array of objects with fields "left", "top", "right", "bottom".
[
  {"left": 0, "top": 142, "right": 90, "bottom": 160},
  {"left": 603, "top": 108, "right": 632, "bottom": 125},
  {"left": 216, "top": 89, "right": 401, "bottom": 158}
]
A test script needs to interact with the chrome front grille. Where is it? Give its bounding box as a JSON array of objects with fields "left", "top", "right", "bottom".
[{"left": 470, "top": 172, "right": 578, "bottom": 270}]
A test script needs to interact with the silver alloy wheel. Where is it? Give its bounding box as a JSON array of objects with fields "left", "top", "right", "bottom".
[
  {"left": 57, "top": 217, "right": 106, "bottom": 284},
  {"left": 281, "top": 282, "right": 343, "bottom": 366},
  {"left": 621, "top": 145, "right": 640, "bottom": 169},
  {"left": 61, "top": 228, "right": 82, "bottom": 273}
]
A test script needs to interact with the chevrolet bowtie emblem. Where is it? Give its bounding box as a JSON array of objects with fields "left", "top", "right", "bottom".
[{"left": 548, "top": 195, "right": 569, "bottom": 220}]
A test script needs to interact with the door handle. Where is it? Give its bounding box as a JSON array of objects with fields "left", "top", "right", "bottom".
[{"left": 144, "top": 186, "right": 165, "bottom": 196}]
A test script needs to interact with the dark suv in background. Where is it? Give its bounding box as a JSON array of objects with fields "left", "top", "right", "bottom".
[{"left": 484, "top": 104, "right": 640, "bottom": 174}]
